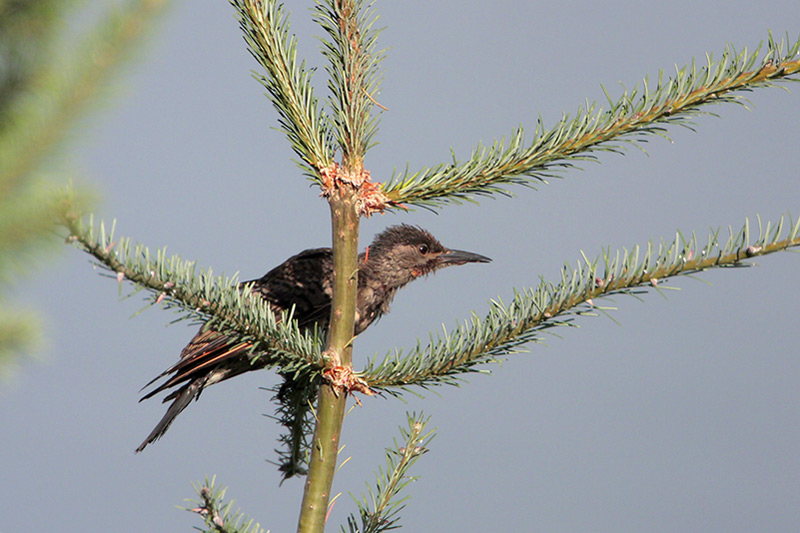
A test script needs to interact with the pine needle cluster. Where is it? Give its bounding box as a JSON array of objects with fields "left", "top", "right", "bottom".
[
  {"left": 383, "top": 34, "right": 800, "bottom": 210},
  {"left": 362, "top": 215, "right": 800, "bottom": 391},
  {"left": 341, "top": 413, "right": 434, "bottom": 533}
]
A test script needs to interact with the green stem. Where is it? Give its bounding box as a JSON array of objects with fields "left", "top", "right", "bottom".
[{"left": 296, "top": 192, "right": 359, "bottom": 533}]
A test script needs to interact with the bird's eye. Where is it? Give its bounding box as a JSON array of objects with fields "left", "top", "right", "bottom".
[{"left": 418, "top": 244, "right": 429, "bottom": 254}]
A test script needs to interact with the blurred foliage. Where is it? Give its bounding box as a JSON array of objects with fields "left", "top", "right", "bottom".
[{"left": 0, "top": 0, "right": 172, "bottom": 381}]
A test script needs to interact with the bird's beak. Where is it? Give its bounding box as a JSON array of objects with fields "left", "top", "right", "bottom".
[{"left": 439, "top": 249, "right": 492, "bottom": 265}]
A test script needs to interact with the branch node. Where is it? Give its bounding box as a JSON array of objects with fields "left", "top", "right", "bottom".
[
  {"left": 318, "top": 162, "right": 393, "bottom": 217},
  {"left": 322, "top": 365, "right": 375, "bottom": 401},
  {"left": 746, "top": 245, "right": 763, "bottom": 256}
]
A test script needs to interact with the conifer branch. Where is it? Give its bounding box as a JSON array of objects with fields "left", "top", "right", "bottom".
[
  {"left": 340, "top": 413, "right": 433, "bottom": 533},
  {"left": 314, "top": 0, "right": 385, "bottom": 167},
  {"left": 59, "top": 210, "right": 325, "bottom": 375},
  {"left": 232, "top": 0, "right": 334, "bottom": 178},
  {"left": 383, "top": 34, "right": 800, "bottom": 210},
  {"left": 186, "top": 476, "right": 268, "bottom": 533},
  {"left": 265, "top": 369, "right": 321, "bottom": 481},
  {"left": 361, "top": 213, "right": 800, "bottom": 390},
  {"left": 296, "top": 5, "right": 384, "bottom": 525}
]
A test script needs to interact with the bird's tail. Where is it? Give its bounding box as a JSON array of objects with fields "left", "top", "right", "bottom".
[{"left": 135, "top": 379, "right": 202, "bottom": 453}]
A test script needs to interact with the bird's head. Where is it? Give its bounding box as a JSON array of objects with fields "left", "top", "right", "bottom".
[{"left": 364, "top": 225, "right": 491, "bottom": 288}]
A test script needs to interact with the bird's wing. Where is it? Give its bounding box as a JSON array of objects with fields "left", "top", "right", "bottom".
[
  {"left": 139, "top": 328, "right": 253, "bottom": 401},
  {"left": 140, "top": 248, "right": 334, "bottom": 402},
  {"left": 249, "top": 247, "right": 335, "bottom": 332}
]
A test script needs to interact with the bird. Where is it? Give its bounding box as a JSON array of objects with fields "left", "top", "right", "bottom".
[{"left": 136, "top": 225, "right": 490, "bottom": 452}]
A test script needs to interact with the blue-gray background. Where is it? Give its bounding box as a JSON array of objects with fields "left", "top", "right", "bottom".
[{"left": 4, "top": 2, "right": 800, "bottom": 531}]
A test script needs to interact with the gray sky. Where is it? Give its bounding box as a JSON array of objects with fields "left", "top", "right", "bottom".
[{"left": 4, "top": 2, "right": 800, "bottom": 532}]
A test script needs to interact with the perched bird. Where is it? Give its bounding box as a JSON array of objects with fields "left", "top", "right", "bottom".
[{"left": 136, "top": 225, "right": 490, "bottom": 452}]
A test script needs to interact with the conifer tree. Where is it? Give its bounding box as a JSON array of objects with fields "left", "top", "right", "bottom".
[{"left": 53, "top": 2, "right": 799, "bottom": 532}]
